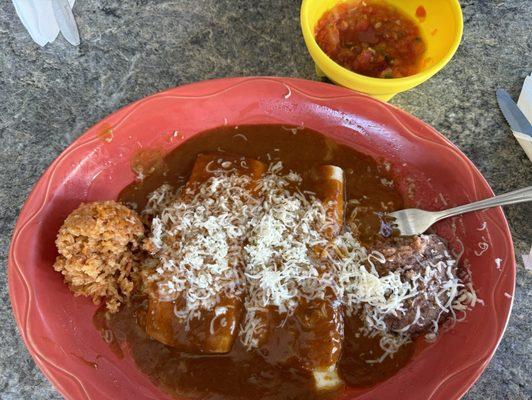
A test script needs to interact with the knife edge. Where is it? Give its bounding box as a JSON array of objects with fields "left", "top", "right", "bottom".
[{"left": 496, "top": 89, "right": 532, "bottom": 137}]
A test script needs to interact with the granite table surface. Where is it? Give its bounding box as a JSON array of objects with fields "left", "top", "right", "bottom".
[{"left": 0, "top": 1, "right": 530, "bottom": 399}]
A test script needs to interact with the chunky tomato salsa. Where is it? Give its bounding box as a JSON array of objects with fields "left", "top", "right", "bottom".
[{"left": 315, "top": 1, "right": 426, "bottom": 78}]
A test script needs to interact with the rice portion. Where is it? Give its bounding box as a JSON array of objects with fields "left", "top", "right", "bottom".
[{"left": 54, "top": 201, "right": 145, "bottom": 313}]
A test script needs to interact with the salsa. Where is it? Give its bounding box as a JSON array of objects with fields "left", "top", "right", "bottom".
[{"left": 315, "top": 1, "right": 426, "bottom": 78}]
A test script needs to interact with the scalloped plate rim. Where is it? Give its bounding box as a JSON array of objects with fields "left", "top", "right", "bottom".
[{"left": 8, "top": 76, "right": 516, "bottom": 400}]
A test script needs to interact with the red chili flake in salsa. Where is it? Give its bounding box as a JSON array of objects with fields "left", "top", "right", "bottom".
[
  {"left": 315, "top": 1, "right": 426, "bottom": 78},
  {"left": 416, "top": 6, "right": 427, "bottom": 21}
]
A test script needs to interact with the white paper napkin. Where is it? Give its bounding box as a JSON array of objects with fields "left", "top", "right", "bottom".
[
  {"left": 517, "top": 74, "right": 532, "bottom": 118},
  {"left": 12, "top": 0, "right": 76, "bottom": 46},
  {"left": 517, "top": 76, "right": 532, "bottom": 270},
  {"left": 516, "top": 73, "right": 532, "bottom": 161}
]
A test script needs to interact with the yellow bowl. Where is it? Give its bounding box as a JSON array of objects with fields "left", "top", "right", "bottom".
[{"left": 301, "top": 0, "right": 463, "bottom": 101}]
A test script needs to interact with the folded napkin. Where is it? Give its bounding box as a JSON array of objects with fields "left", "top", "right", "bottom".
[
  {"left": 516, "top": 73, "right": 532, "bottom": 161},
  {"left": 12, "top": 0, "right": 78, "bottom": 46},
  {"left": 517, "top": 77, "right": 532, "bottom": 271},
  {"left": 517, "top": 74, "right": 532, "bottom": 117}
]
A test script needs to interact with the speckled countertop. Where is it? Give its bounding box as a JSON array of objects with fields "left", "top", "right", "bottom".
[{"left": 0, "top": 1, "right": 530, "bottom": 399}]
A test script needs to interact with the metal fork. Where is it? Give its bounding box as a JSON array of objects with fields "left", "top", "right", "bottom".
[{"left": 387, "top": 186, "right": 532, "bottom": 236}]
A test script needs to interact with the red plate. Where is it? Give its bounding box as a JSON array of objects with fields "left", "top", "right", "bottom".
[{"left": 8, "top": 77, "right": 515, "bottom": 400}]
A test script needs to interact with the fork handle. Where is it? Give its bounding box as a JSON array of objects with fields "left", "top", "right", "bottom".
[{"left": 434, "top": 186, "right": 532, "bottom": 222}]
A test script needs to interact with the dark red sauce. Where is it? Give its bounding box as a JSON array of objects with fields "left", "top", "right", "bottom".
[{"left": 315, "top": 1, "right": 426, "bottom": 78}]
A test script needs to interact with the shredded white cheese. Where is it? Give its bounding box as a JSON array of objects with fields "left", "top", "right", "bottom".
[
  {"left": 474, "top": 241, "right": 489, "bottom": 256},
  {"left": 143, "top": 172, "right": 260, "bottom": 325},
  {"left": 284, "top": 86, "right": 292, "bottom": 99},
  {"left": 240, "top": 163, "right": 338, "bottom": 348},
  {"left": 142, "top": 160, "right": 477, "bottom": 360}
]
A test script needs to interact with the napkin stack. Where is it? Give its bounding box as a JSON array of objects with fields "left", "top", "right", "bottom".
[
  {"left": 12, "top": 0, "right": 78, "bottom": 46},
  {"left": 516, "top": 73, "right": 532, "bottom": 161},
  {"left": 517, "top": 76, "right": 532, "bottom": 271}
]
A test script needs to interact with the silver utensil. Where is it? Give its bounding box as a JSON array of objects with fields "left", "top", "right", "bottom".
[
  {"left": 497, "top": 88, "right": 532, "bottom": 161},
  {"left": 497, "top": 89, "right": 532, "bottom": 137},
  {"left": 387, "top": 186, "right": 532, "bottom": 236},
  {"left": 52, "top": 0, "right": 80, "bottom": 46}
]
